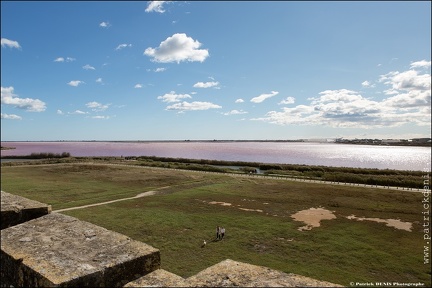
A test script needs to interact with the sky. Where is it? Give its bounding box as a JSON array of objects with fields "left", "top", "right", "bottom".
[{"left": 1, "top": 1, "right": 431, "bottom": 141}]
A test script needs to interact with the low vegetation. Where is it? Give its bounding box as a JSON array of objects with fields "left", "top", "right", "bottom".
[
  {"left": 1, "top": 154, "right": 425, "bottom": 189},
  {"left": 0, "top": 146, "right": 15, "bottom": 150},
  {"left": 0, "top": 162, "right": 430, "bottom": 286},
  {"left": 2, "top": 152, "right": 71, "bottom": 159}
]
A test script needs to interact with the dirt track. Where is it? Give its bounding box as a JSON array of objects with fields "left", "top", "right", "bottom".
[{"left": 53, "top": 190, "right": 160, "bottom": 213}]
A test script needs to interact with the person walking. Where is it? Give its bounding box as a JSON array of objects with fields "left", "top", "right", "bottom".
[
  {"left": 220, "top": 227, "right": 225, "bottom": 240},
  {"left": 216, "top": 226, "right": 220, "bottom": 240}
]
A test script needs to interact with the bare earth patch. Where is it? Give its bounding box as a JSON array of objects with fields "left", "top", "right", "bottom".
[
  {"left": 346, "top": 215, "right": 412, "bottom": 232},
  {"left": 208, "top": 201, "right": 232, "bottom": 206},
  {"left": 199, "top": 200, "right": 264, "bottom": 213},
  {"left": 135, "top": 191, "right": 157, "bottom": 198},
  {"left": 239, "top": 208, "right": 263, "bottom": 213},
  {"left": 291, "top": 208, "right": 336, "bottom": 231}
]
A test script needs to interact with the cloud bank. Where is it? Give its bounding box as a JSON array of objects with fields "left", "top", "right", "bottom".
[
  {"left": 253, "top": 63, "right": 431, "bottom": 129},
  {"left": 1, "top": 86, "right": 46, "bottom": 112}
]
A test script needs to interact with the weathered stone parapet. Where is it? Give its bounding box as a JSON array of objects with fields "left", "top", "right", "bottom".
[
  {"left": 124, "top": 269, "right": 188, "bottom": 287},
  {"left": 1, "top": 191, "right": 51, "bottom": 230},
  {"left": 138, "top": 259, "right": 342, "bottom": 287},
  {"left": 185, "top": 259, "right": 342, "bottom": 287},
  {"left": 1, "top": 213, "right": 160, "bottom": 287}
]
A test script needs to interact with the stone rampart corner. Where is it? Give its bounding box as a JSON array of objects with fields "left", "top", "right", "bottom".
[{"left": 1, "top": 190, "right": 51, "bottom": 230}]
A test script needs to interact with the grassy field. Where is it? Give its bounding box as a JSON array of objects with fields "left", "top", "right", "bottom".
[{"left": 1, "top": 162, "right": 430, "bottom": 286}]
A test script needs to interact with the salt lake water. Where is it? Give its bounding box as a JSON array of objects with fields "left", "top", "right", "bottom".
[{"left": 1, "top": 141, "right": 430, "bottom": 171}]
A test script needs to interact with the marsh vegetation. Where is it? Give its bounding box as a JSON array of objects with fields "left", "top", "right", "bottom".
[{"left": 1, "top": 161, "right": 429, "bottom": 286}]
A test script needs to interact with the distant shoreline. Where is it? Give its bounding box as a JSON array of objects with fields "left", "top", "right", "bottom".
[
  {"left": 1, "top": 140, "right": 430, "bottom": 147},
  {"left": 0, "top": 146, "right": 16, "bottom": 150}
]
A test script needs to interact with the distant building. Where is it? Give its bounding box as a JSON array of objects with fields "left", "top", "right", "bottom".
[{"left": 411, "top": 138, "right": 431, "bottom": 143}]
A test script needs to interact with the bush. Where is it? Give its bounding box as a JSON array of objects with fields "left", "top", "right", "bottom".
[{"left": 2, "top": 152, "right": 71, "bottom": 159}]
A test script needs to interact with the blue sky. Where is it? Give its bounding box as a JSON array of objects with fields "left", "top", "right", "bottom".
[{"left": 1, "top": 1, "right": 431, "bottom": 141}]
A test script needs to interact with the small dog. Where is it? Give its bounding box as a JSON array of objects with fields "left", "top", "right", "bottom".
[{"left": 201, "top": 240, "right": 206, "bottom": 248}]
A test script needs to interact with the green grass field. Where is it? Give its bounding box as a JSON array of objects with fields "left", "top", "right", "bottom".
[{"left": 1, "top": 163, "right": 430, "bottom": 286}]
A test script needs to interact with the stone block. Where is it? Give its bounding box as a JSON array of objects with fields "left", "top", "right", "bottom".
[
  {"left": 124, "top": 269, "right": 187, "bottom": 287},
  {"left": 1, "top": 191, "right": 51, "bottom": 230},
  {"left": 1, "top": 213, "right": 160, "bottom": 287},
  {"left": 185, "top": 259, "right": 342, "bottom": 287}
]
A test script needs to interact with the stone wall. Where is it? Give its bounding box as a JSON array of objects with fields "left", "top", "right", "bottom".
[
  {"left": 1, "top": 191, "right": 51, "bottom": 230},
  {"left": 1, "top": 212, "right": 160, "bottom": 287},
  {"left": 126, "top": 259, "right": 342, "bottom": 287}
]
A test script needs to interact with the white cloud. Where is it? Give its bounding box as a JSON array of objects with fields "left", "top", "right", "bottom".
[
  {"left": 144, "top": 33, "right": 209, "bottom": 63},
  {"left": 157, "top": 91, "right": 192, "bottom": 103},
  {"left": 83, "top": 64, "right": 95, "bottom": 70},
  {"left": 278, "top": 97, "right": 295, "bottom": 105},
  {"left": 253, "top": 80, "right": 431, "bottom": 129},
  {"left": 92, "top": 116, "right": 110, "bottom": 119},
  {"left": 116, "top": 43, "right": 132, "bottom": 50},
  {"left": 379, "top": 68, "right": 431, "bottom": 108},
  {"left": 235, "top": 99, "right": 244, "bottom": 103},
  {"left": 86, "top": 101, "right": 110, "bottom": 112},
  {"left": 1, "top": 38, "right": 21, "bottom": 49},
  {"left": 134, "top": 84, "right": 143, "bottom": 88},
  {"left": 1, "top": 113, "right": 22, "bottom": 120},
  {"left": 380, "top": 70, "right": 430, "bottom": 92},
  {"left": 99, "top": 21, "right": 111, "bottom": 28},
  {"left": 223, "top": 110, "right": 248, "bottom": 116},
  {"left": 67, "top": 80, "right": 85, "bottom": 87},
  {"left": 193, "top": 81, "right": 219, "bottom": 88},
  {"left": 166, "top": 101, "right": 222, "bottom": 111},
  {"left": 1, "top": 86, "right": 46, "bottom": 112},
  {"left": 55, "top": 57, "right": 75, "bottom": 63},
  {"left": 145, "top": 1, "right": 167, "bottom": 13},
  {"left": 96, "top": 78, "right": 103, "bottom": 84},
  {"left": 410, "top": 60, "right": 431, "bottom": 69},
  {"left": 154, "top": 68, "right": 166, "bottom": 72},
  {"left": 250, "top": 91, "right": 279, "bottom": 103},
  {"left": 361, "top": 80, "right": 375, "bottom": 88},
  {"left": 70, "top": 110, "right": 87, "bottom": 115}
]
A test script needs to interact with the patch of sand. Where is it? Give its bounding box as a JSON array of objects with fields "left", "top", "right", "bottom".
[
  {"left": 135, "top": 191, "right": 157, "bottom": 198},
  {"left": 208, "top": 201, "right": 232, "bottom": 206},
  {"left": 346, "top": 215, "right": 412, "bottom": 232},
  {"left": 291, "top": 208, "right": 336, "bottom": 231},
  {"left": 200, "top": 200, "right": 264, "bottom": 213},
  {"left": 239, "top": 208, "right": 263, "bottom": 213}
]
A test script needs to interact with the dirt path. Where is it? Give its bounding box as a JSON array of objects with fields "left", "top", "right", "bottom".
[{"left": 54, "top": 190, "right": 160, "bottom": 213}]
